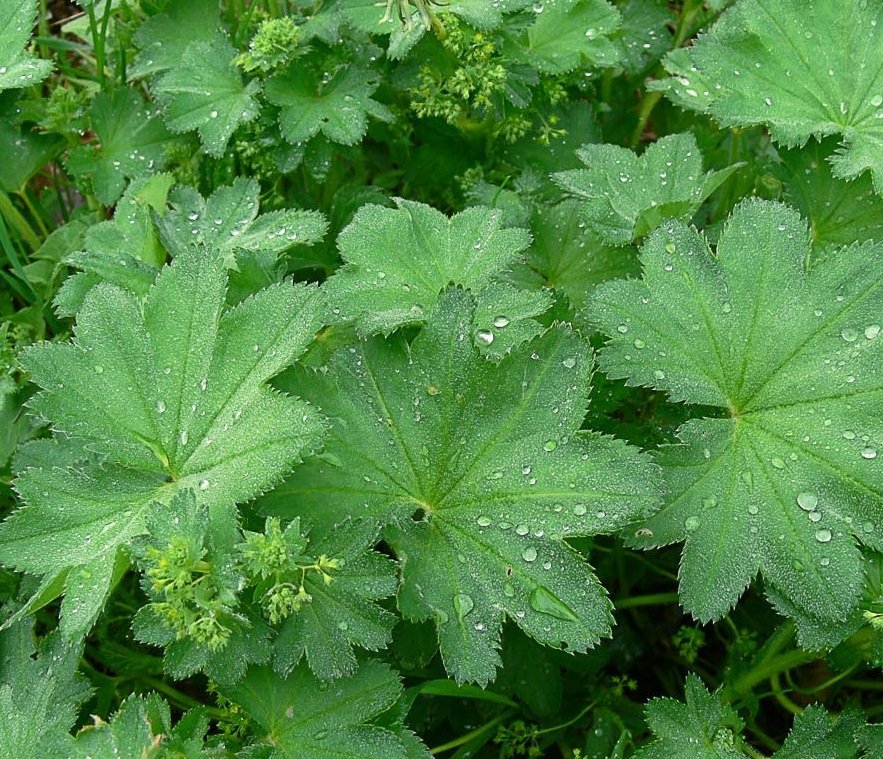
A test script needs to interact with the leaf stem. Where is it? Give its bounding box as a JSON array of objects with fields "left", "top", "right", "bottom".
[
  {"left": 614, "top": 592, "right": 680, "bottom": 609},
  {"left": 429, "top": 709, "right": 513, "bottom": 754}
]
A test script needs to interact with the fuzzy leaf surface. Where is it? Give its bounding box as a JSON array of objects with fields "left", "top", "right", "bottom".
[
  {"left": 589, "top": 198, "right": 883, "bottom": 622},
  {"left": 157, "top": 178, "right": 328, "bottom": 267},
  {"left": 323, "top": 200, "right": 534, "bottom": 337},
  {"left": 507, "top": 0, "right": 621, "bottom": 74},
  {"left": 130, "top": 0, "right": 224, "bottom": 78},
  {"left": 554, "top": 133, "right": 739, "bottom": 246},
  {"left": 266, "top": 65, "right": 392, "bottom": 146},
  {"left": 154, "top": 38, "right": 260, "bottom": 157},
  {"left": 635, "top": 675, "right": 743, "bottom": 759},
  {"left": 229, "top": 660, "right": 411, "bottom": 758},
  {"left": 273, "top": 521, "right": 399, "bottom": 681},
  {"left": 65, "top": 88, "right": 175, "bottom": 205},
  {"left": 0, "top": 621, "right": 91, "bottom": 758},
  {"left": 0, "top": 250, "right": 326, "bottom": 629},
  {"left": 652, "top": 0, "right": 883, "bottom": 194},
  {"left": 265, "top": 289, "right": 659, "bottom": 684},
  {"left": 0, "top": 0, "right": 52, "bottom": 92}
]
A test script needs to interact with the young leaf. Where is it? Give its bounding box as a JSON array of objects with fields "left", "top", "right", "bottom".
[
  {"left": 264, "top": 289, "right": 659, "bottom": 684},
  {"left": 773, "top": 705, "right": 867, "bottom": 759},
  {"left": 775, "top": 138, "right": 883, "bottom": 254},
  {"left": 525, "top": 200, "right": 640, "bottom": 310},
  {"left": 50, "top": 693, "right": 210, "bottom": 758},
  {"left": 153, "top": 38, "right": 261, "bottom": 157},
  {"left": 323, "top": 200, "right": 533, "bottom": 335},
  {"left": 553, "top": 133, "right": 739, "bottom": 246},
  {"left": 57, "top": 174, "right": 175, "bottom": 316},
  {"left": 634, "top": 674, "right": 743, "bottom": 758},
  {"left": 157, "top": 178, "right": 328, "bottom": 267},
  {"left": 588, "top": 198, "right": 883, "bottom": 623},
  {"left": 65, "top": 88, "right": 175, "bottom": 205},
  {"left": 636, "top": 675, "right": 868, "bottom": 758},
  {"left": 0, "top": 249, "right": 326, "bottom": 631},
  {"left": 506, "top": 0, "right": 622, "bottom": 75},
  {"left": 0, "top": 0, "right": 53, "bottom": 92},
  {"left": 266, "top": 64, "right": 393, "bottom": 146},
  {"left": 130, "top": 0, "right": 224, "bottom": 79},
  {"left": 272, "top": 520, "right": 399, "bottom": 681},
  {"left": 651, "top": 0, "right": 883, "bottom": 194},
  {"left": 229, "top": 660, "right": 413, "bottom": 758},
  {"left": 0, "top": 620, "right": 92, "bottom": 758}
]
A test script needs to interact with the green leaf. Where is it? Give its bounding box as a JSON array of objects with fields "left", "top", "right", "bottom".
[
  {"left": 775, "top": 138, "right": 883, "bottom": 254},
  {"left": 0, "top": 119, "right": 62, "bottom": 192},
  {"left": 130, "top": 0, "right": 224, "bottom": 79},
  {"left": 553, "top": 133, "right": 740, "bottom": 246},
  {"left": 273, "top": 520, "right": 399, "bottom": 681},
  {"left": 66, "top": 88, "right": 175, "bottom": 205},
  {"left": 229, "top": 660, "right": 412, "bottom": 758},
  {"left": 153, "top": 38, "right": 261, "bottom": 157},
  {"left": 57, "top": 175, "right": 175, "bottom": 317},
  {"left": 51, "top": 693, "right": 210, "bottom": 759},
  {"left": 323, "top": 200, "right": 533, "bottom": 336},
  {"left": 588, "top": 198, "right": 883, "bottom": 623},
  {"left": 613, "top": 0, "right": 672, "bottom": 77},
  {"left": 525, "top": 200, "right": 640, "bottom": 310},
  {"left": 264, "top": 289, "right": 659, "bottom": 684},
  {"left": 506, "top": 0, "right": 622, "bottom": 75},
  {"left": 266, "top": 64, "right": 392, "bottom": 146},
  {"left": 634, "top": 674, "right": 743, "bottom": 758},
  {"left": 0, "top": 250, "right": 326, "bottom": 631},
  {"left": 157, "top": 177, "right": 328, "bottom": 268},
  {"left": 651, "top": 0, "right": 883, "bottom": 194},
  {"left": 0, "top": 0, "right": 53, "bottom": 92},
  {"left": 0, "top": 619, "right": 92, "bottom": 758},
  {"left": 773, "top": 705, "right": 865, "bottom": 759}
]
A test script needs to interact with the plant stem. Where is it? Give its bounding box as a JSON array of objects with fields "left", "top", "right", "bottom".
[
  {"left": 614, "top": 592, "right": 680, "bottom": 609},
  {"left": 429, "top": 710, "right": 513, "bottom": 754}
]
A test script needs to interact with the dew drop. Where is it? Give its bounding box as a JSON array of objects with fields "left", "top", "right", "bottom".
[
  {"left": 476, "top": 329, "right": 494, "bottom": 346},
  {"left": 796, "top": 492, "right": 818, "bottom": 511},
  {"left": 771, "top": 457, "right": 785, "bottom": 469},
  {"left": 664, "top": 242, "right": 676, "bottom": 254},
  {"left": 180, "top": 430, "right": 189, "bottom": 446},
  {"left": 156, "top": 400, "right": 166, "bottom": 414},
  {"left": 573, "top": 504, "right": 587, "bottom": 516},
  {"left": 865, "top": 324, "right": 881, "bottom": 339},
  {"left": 493, "top": 315, "right": 510, "bottom": 328},
  {"left": 841, "top": 327, "right": 859, "bottom": 342},
  {"left": 633, "top": 339, "right": 646, "bottom": 349},
  {"left": 522, "top": 546, "right": 538, "bottom": 562},
  {"left": 815, "top": 528, "right": 832, "bottom": 543},
  {"left": 199, "top": 479, "right": 209, "bottom": 490},
  {"left": 561, "top": 357, "right": 577, "bottom": 369},
  {"left": 684, "top": 516, "right": 701, "bottom": 531},
  {"left": 543, "top": 439, "right": 557, "bottom": 452},
  {"left": 453, "top": 593, "right": 474, "bottom": 621},
  {"left": 477, "top": 515, "right": 492, "bottom": 527},
  {"left": 529, "top": 586, "right": 579, "bottom": 622},
  {"left": 862, "top": 447, "right": 878, "bottom": 459},
  {"left": 515, "top": 523, "right": 530, "bottom": 536}
]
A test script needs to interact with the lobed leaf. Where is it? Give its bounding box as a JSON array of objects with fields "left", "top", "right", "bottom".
[
  {"left": 589, "top": 198, "right": 883, "bottom": 622},
  {"left": 651, "top": 0, "right": 883, "bottom": 194},
  {"left": 0, "top": 250, "right": 326, "bottom": 635},
  {"left": 264, "top": 288, "right": 659, "bottom": 684}
]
